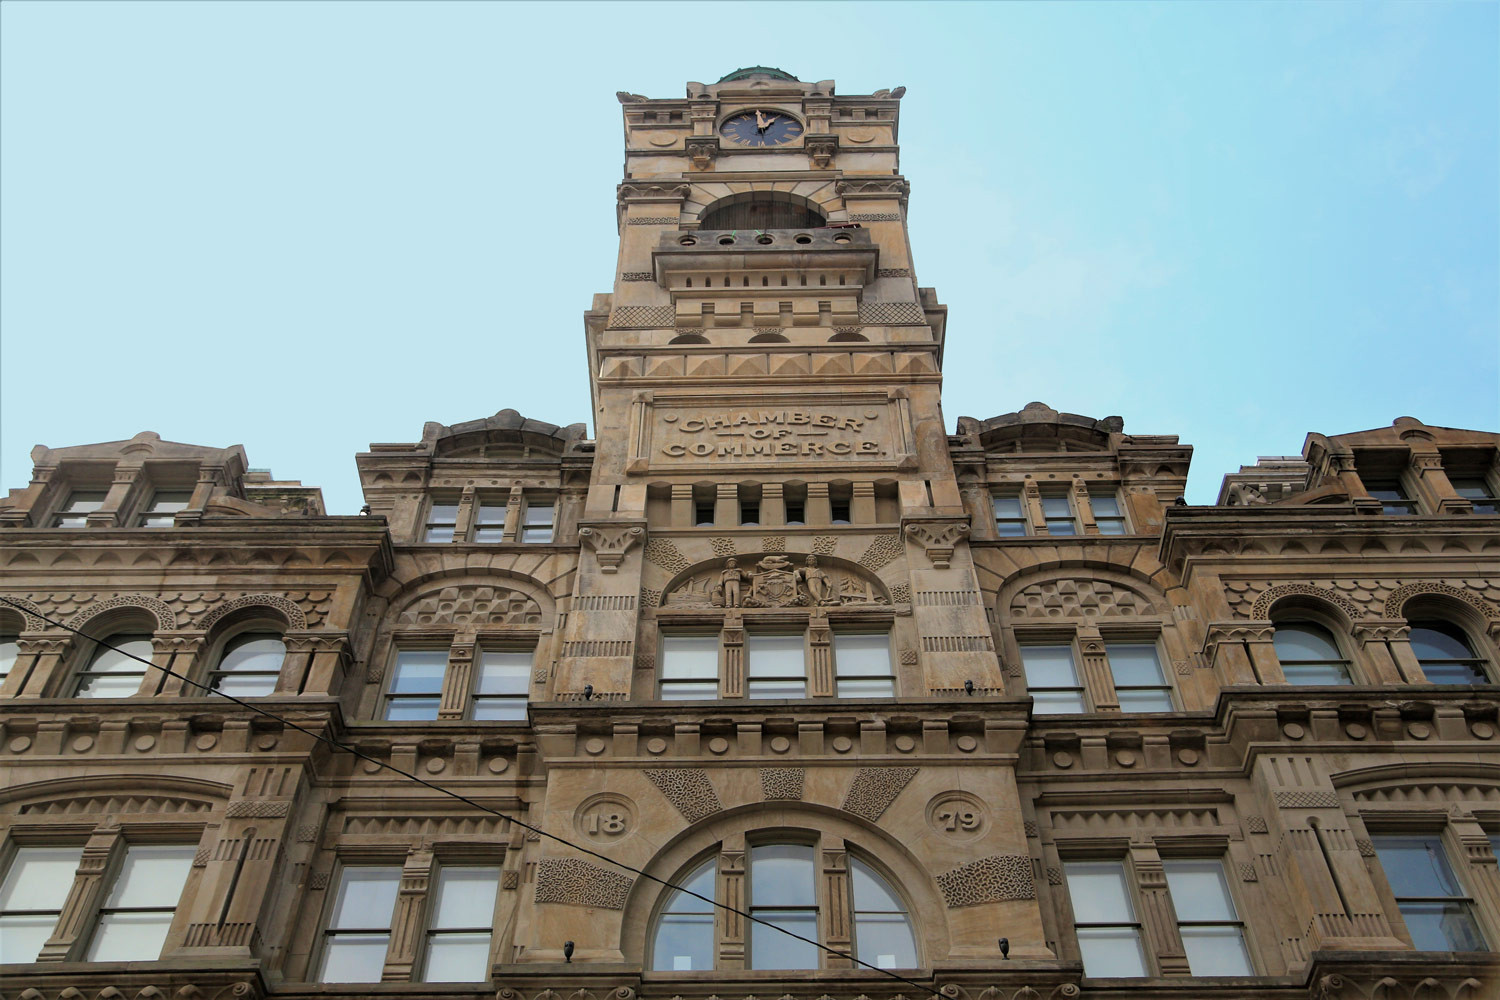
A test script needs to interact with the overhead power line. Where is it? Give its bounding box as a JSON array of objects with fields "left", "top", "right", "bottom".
[{"left": 0, "top": 596, "right": 945, "bottom": 998}]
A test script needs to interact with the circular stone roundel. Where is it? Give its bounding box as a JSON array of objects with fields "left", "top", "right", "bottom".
[
  {"left": 925, "top": 790, "right": 987, "bottom": 842},
  {"left": 574, "top": 792, "right": 636, "bottom": 845}
]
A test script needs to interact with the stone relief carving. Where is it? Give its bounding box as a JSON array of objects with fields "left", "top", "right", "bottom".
[
  {"left": 1250, "top": 583, "right": 1367, "bottom": 623},
  {"left": 841, "top": 766, "right": 917, "bottom": 821},
  {"left": 395, "top": 585, "right": 542, "bottom": 626},
  {"left": 533, "top": 857, "right": 633, "bottom": 910},
  {"left": 1009, "top": 578, "right": 1153, "bottom": 619},
  {"left": 904, "top": 521, "right": 970, "bottom": 569},
  {"left": 643, "top": 538, "right": 690, "bottom": 574},
  {"left": 65, "top": 595, "right": 178, "bottom": 632},
  {"left": 197, "top": 594, "right": 307, "bottom": 631},
  {"left": 760, "top": 767, "right": 805, "bottom": 801},
  {"left": 577, "top": 524, "right": 644, "bottom": 573},
  {"left": 1384, "top": 581, "right": 1500, "bottom": 620},
  {"left": 664, "top": 554, "right": 888, "bottom": 609},
  {"left": 935, "top": 854, "right": 1036, "bottom": 907},
  {"left": 1223, "top": 577, "right": 1500, "bottom": 622},
  {"left": 857, "top": 534, "right": 902, "bottom": 570},
  {"left": 643, "top": 768, "right": 722, "bottom": 822}
]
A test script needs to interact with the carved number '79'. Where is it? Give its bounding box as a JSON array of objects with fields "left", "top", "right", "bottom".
[{"left": 937, "top": 809, "right": 980, "bottom": 831}]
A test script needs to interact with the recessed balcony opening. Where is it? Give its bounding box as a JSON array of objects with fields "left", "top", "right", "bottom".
[{"left": 699, "top": 193, "right": 826, "bottom": 231}]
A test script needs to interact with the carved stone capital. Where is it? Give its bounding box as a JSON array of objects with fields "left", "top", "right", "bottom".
[
  {"left": 282, "top": 630, "right": 351, "bottom": 654},
  {"left": 805, "top": 133, "right": 838, "bottom": 168},
  {"left": 904, "top": 519, "right": 970, "bottom": 569},
  {"left": 684, "top": 136, "right": 718, "bottom": 170},
  {"left": 577, "top": 522, "right": 646, "bottom": 573},
  {"left": 1204, "top": 621, "right": 1276, "bottom": 647},
  {"left": 1350, "top": 619, "right": 1412, "bottom": 644},
  {"left": 617, "top": 181, "right": 693, "bottom": 204},
  {"left": 835, "top": 177, "right": 910, "bottom": 202}
]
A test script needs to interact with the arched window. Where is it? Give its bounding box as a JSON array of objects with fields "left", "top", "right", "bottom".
[
  {"left": 1272, "top": 621, "right": 1352, "bottom": 685},
  {"left": 699, "top": 196, "right": 825, "bottom": 231},
  {"left": 648, "top": 842, "right": 917, "bottom": 972},
  {"left": 210, "top": 633, "right": 287, "bottom": 697},
  {"left": 1409, "top": 621, "right": 1490, "bottom": 685},
  {"left": 74, "top": 634, "right": 153, "bottom": 697},
  {"left": 650, "top": 857, "right": 715, "bottom": 971}
]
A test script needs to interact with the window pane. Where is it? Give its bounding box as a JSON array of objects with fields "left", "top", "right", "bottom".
[
  {"left": 522, "top": 503, "right": 553, "bottom": 525},
  {"left": 1047, "top": 520, "right": 1078, "bottom": 536},
  {"left": 0, "top": 847, "right": 82, "bottom": 911},
  {"left": 660, "top": 636, "right": 718, "bottom": 679},
  {"left": 428, "top": 504, "right": 459, "bottom": 523},
  {"left": 751, "top": 844, "right": 815, "bottom": 906},
  {"left": 1180, "top": 925, "right": 1253, "bottom": 976},
  {"left": 748, "top": 678, "right": 806, "bottom": 699},
  {"left": 654, "top": 912, "right": 715, "bottom": 970},
  {"left": 1372, "top": 837, "right": 1466, "bottom": 898},
  {"left": 856, "top": 911, "right": 917, "bottom": 968},
  {"left": 1076, "top": 925, "right": 1148, "bottom": 977},
  {"left": 0, "top": 914, "right": 58, "bottom": 963},
  {"left": 993, "top": 497, "right": 1023, "bottom": 518},
  {"left": 430, "top": 868, "right": 499, "bottom": 928},
  {"left": 659, "top": 682, "right": 718, "bottom": 700},
  {"left": 749, "top": 909, "right": 819, "bottom": 970},
  {"left": 838, "top": 677, "right": 895, "bottom": 698},
  {"left": 390, "top": 651, "right": 447, "bottom": 692},
  {"left": 1409, "top": 624, "right": 1476, "bottom": 660},
  {"left": 1107, "top": 644, "right": 1165, "bottom": 687},
  {"left": 63, "top": 491, "right": 107, "bottom": 513},
  {"left": 995, "top": 520, "right": 1028, "bottom": 537},
  {"left": 1091, "top": 496, "right": 1121, "bottom": 517},
  {"left": 385, "top": 698, "right": 441, "bottom": 720},
  {"left": 1281, "top": 663, "right": 1352, "bottom": 685},
  {"left": 76, "top": 672, "right": 145, "bottom": 698},
  {"left": 424, "top": 527, "right": 455, "bottom": 543},
  {"left": 477, "top": 651, "right": 530, "bottom": 694},
  {"left": 851, "top": 857, "right": 905, "bottom": 912},
  {"left": 1032, "top": 689, "right": 1085, "bottom": 713},
  {"left": 1273, "top": 624, "right": 1342, "bottom": 661},
  {"left": 748, "top": 636, "right": 806, "bottom": 677},
  {"left": 214, "top": 674, "right": 279, "bottom": 698},
  {"left": 105, "top": 846, "right": 195, "bottom": 907},
  {"left": 1116, "top": 689, "right": 1173, "bottom": 712},
  {"left": 521, "top": 526, "right": 553, "bottom": 543},
  {"left": 319, "top": 932, "right": 390, "bottom": 982},
  {"left": 218, "top": 635, "right": 285, "bottom": 673},
  {"left": 1400, "top": 901, "right": 1487, "bottom": 952},
  {"left": 0, "top": 637, "right": 17, "bottom": 679},
  {"left": 87, "top": 911, "right": 175, "bottom": 961},
  {"left": 1066, "top": 863, "right": 1136, "bottom": 923},
  {"left": 1021, "top": 645, "right": 1080, "bottom": 687},
  {"left": 665, "top": 859, "right": 717, "bottom": 913},
  {"left": 423, "top": 932, "right": 491, "bottom": 982},
  {"left": 1041, "top": 496, "right": 1071, "bottom": 517},
  {"left": 834, "top": 633, "right": 890, "bottom": 675},
  {"left": 146, "top": 491, "right": 192, "bottom": 513},
  {"left": 1163, "top": 861, "right": 1237, "bottom": 921},
  {"left": 472, "top": 698, "right": 527, "bottom": 721},
  {"left": 474, "top": 504, "right": 506, "bottom": 526},
  {"left": 88, "top": 637, "right": 154, "bottom": 674},
  {"left": 1422, "top": 662, "right": 1488, "bottom": 685},
  {"left": 329, "top": 868, "right": 401, "bottom": 929}
]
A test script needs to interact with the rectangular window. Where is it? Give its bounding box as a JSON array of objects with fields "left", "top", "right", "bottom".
[
  {"left": 1366, "top": 480, "right": 1419, "bottom": 515},
  {"left": 318, "top": 866, "right": 401, "bottom": 983},
  {"left": 992, "top": 495, "right": 1028, "bottom": 537},
  {"left": 137, "top": 490, "right": 192, "bottom": 527},
  {"left": 424, "top": 502, "right": 460, "bottom": 542},
  {"left": 520, "top": 498, "right": 555, "bottom": 543},
  {"left": 53, "top": 490, "right": 106, "bottom": 528},
  {"left": 86, "top": 845, "right": 195, "bottom": 961},
  {"left": 1106, "top": 642, "right": 1173, "bottom": 712},
  {"left": 1372, "top": 836, "right": 1487, "bottom": 951},
  {"left": 834, "top": 632, "right": 895, "bottom": 698},
  {"left": 473, "top": 503, "right": 507, "bottom": 543},
  {"left": 384, "top": 649, "right": 447, "bottom": 720},
  {"left": 747, "top": 634, "right": 806, "bottom": 699},
  {"left": 1163, "top": 860, "right": 1253, "bottom": 975},
  {"left": 830, "top": 497, "right": 852, "bottom": 525},
  {"left": 784, "top": 498, "right": 806, "bottom": 525},
  {"left": 0, "top": 846, "right": 83, "bottom": 963},
  {"left": 1065, "top": 861, "right": 1148, "bottom": 977},
  {"left": 421, "top": 866, "right": 499, "bottom": 982},
  {"left": 749, "top": 844, "right": 819, "bottom": 971},
  {"left": 659, "top": 635, "right": 719, "bottom": 700},
  {"left": 1453, "top": 478, "right": 1499, "bottom": 515},
  {"left": 1091, "top": 493, "right": 1128, "bottom": 535},
  {"left": 1041, "top": 494, "right": 1077, "bottom": 535},
  {"left": 473, "top": 649, "right": 529, "bottom": 721},
  {"left": 1020, "top": 643, "right": 1085, "bottom": 713},
  {"left": 740, "top": 500, "right": 761, "bottom": 526},
  {"left": 694, "top": 499, "right": 715, "bottom": 527}
]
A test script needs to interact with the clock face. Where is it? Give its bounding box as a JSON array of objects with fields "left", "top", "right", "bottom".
[{"left": 721, "top": 109, "right": 803, "bottom": 147}]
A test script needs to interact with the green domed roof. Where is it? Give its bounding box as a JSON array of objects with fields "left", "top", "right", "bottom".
[{"left": 717, "top": 66, "right": 799, "bottom": 83}]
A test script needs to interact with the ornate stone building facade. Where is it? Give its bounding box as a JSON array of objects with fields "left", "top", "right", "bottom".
[{"left": 2, "top": 67, "right": 1498, "bottom": 1000}]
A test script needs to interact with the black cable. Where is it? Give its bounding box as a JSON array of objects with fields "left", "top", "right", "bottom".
[{"left": 0, "top": 597, "right": 944, "bottom": 997}]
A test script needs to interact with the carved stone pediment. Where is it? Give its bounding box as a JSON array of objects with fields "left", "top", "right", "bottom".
[{"left": 663, "top": 552, "right": 889, "bottom": 609}]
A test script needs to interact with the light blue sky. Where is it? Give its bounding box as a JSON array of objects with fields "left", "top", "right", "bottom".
[{"left": 3, "top": 1, "right": 1495, "bottom": 512}]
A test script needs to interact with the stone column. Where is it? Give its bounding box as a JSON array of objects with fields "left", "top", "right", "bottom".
[
  {"left": 2, "top": 633, "right": 72, "bottom": 698},
  {"left": 1331, "top": 453, "right": 1382, "bottom": 515},
  {"left": 148, "top": 631, "right": 207, "bottom": 696},
  {"left": 1204, "top": 623, "right": 1277, "bottom": 685},
  {"left": 39, "top": 823, "right": 122, "bottom": 961},
  {"left": 806, "top": 482, "right": 831, "bottom": 526},
  {"left": 670, "top": 484, "right": 694, "bottom": 527},
  {"left": 1446, "top": 808, "right": 1500, "bottom": 938},
  {"left": 851, "top": 481, "right": 876, "bottom": 524},
  {"left": 383, "top": 843, "right": 435, "bottom": 981},
  {"left": 717, "top": 839, "right": 746, "bottom": 970},
  {"left": 1351, "top": 621, "right": 1420, "bottom": 683},
  {"left": 451, "top": 485, "right": 478, "bottom": 543},
  {"left": 440, "top": 636, "right": 475, "bottom": 719},
  {"left": 1073, "top": 480, "right": 1099, "bottom": 534},
  {"left": 502, "top": 485, "right": 525, "bottom": 542},
  {"left": 761, "top": 483, "right": 786, "bottom": 525},
  {"left": 1022, "top": 481, "right": 1046, "bottom": 534},
  {"left": 1075, "top": 625, "right": 1119, "bottom": 712},
  {"left": 716, "top": 483, "right": 738, "bottom": 527},
  {"left": 1408, "top": 450, "right": 1466, "bottom": 513},
  {"left": 86, "top": 464, "right": 142, "bottom": 527},
  {"left": 1129, "top": 842, "right": 1190, "bottom": 976},
  {"left": 0, "top": 464, "right": 54, "bottom": 527},
  {"left": 273, "top": 633, "right": 315, "bottom": 695},
  {"left": 133, "top": 633, "right": 185, "bottom": 697},
  {"left": 721, "top": 617, "right": 744, "bottom": 698},
  {"left": 821, "top": 838, "right": 852, "bottom": 969},
  {"left": 300, "top": 632, "right": 353, "bottom": 696},
  {"left": 808, "top": 612, "right": 834, "bottom": 698}
]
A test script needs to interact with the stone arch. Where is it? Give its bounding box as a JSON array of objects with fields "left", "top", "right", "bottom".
[
  {"left": 682, "top": 181, "right": 847, "bottom": 229},
  {"left": 0, "top": 595, "right": 47, "bottom": 632},
  {"left": 1383, "top": 582, "right": 1499, "bottom": 622},
  {"left": 1333, "top": 761, "right": 1500, "bottom": 808},
  {"left": 378, "top": 551, "right": 571, "bottom": 604},
  {"left": 0, "top": 773, "right": 233, "bottom": 816},
  {"left": 386, "top": 574, "right": 551, "bottom": 628},
  {"left": 618, "top": 800, "right": 951, "bottom": 967},
  {"left": 65, "top": 595, "right": 177, "bottom": 633},
  {"left": 1251, "top": 583, "right": 1365, "bottom": 625},
  {"left": 197, "top": 594, "right": 306, "bottom": 632},
  {"left": 999, "top": 566, "right": 1170, "bottom": 621}
]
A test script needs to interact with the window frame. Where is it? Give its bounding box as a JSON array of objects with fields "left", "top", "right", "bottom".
[
  {"left": 1451, "top": 476, "right": 1499, "bottom": 515},
  {"left": 136, "top": 488, "right": 193, "bottom": 527},
  {"left": 72, "top": 632, "right": 155, "bottom": 699},
  {"left": 1369, "top": 833, "right": 1489, "bottom": 953},
  {"left": 1104, "top": 639, "right": 1175, "bottom": 713},
  {"left": 206, "top": 629, "right": 287, "bottom": 698},
  {"left": 1089, "top": 490, "right": 1129, "bottom": 535},
  {"left": 745, "top": 632, "right": 808, "bottom": 700},
  {"left": 832, "top": 630, "right": 896, "bottom": 698},
  {"left": 519, "top": 496, "right": 556, "bottom": 544},
  {"left": 471, "top": 646, "right": 532, "bottom": 721},
  {"left": 83, "top": 843, "right": 198, "bottom": 962},
  {"left": 1062, "top": 859, "right": 1150, "bottom": 978},
  {"left": 423, "top": 499, "right": 461, "bottom": 543},
  {"left": 1161, "top": 857, "right": 1254, "bottom": 976},
  {"left": 472, "top": 500, "right": 508, "bottom": 543},
  {"left": 0, "top": 843, "right": 87, "bottom": 964},
  {"left": 1039, "top": 491, "right": 1079, "bottom": 536},
  {"left": 1018, "top": 639, "right": 1088, "bottom": 714},
  {"left": 52, "top": 489, "right": 108, "bottom": 528},
  {"left": 1271, "top": 617, "right": 1355, "bottom": 685},
  {"left": 991, "top": 493, "right": 1029, "bottom": 537},
  {"left": 1364, "top": 477, "right": 1421, "bottom": 515},
  {"left": 657, "top": 631, "right": 722, "bottom": 701},
  {"left": 382, "top": 646, "right": 451, "bottom": 721},
  {"left": 1407, "top": 620, "right": 1491, "bottom": 685}
]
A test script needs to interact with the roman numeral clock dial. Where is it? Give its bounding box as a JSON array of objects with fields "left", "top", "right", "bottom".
[{"left": 720, "top": 109, "right": 803, "bottom": 147}]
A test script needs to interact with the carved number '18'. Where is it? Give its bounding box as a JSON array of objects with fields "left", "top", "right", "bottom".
[
  {"left": 937, "top": 809, "right": 980, "bottom": 832},
  {"left": 586, "top": 812, "right": 627, "bottom": 835}
]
